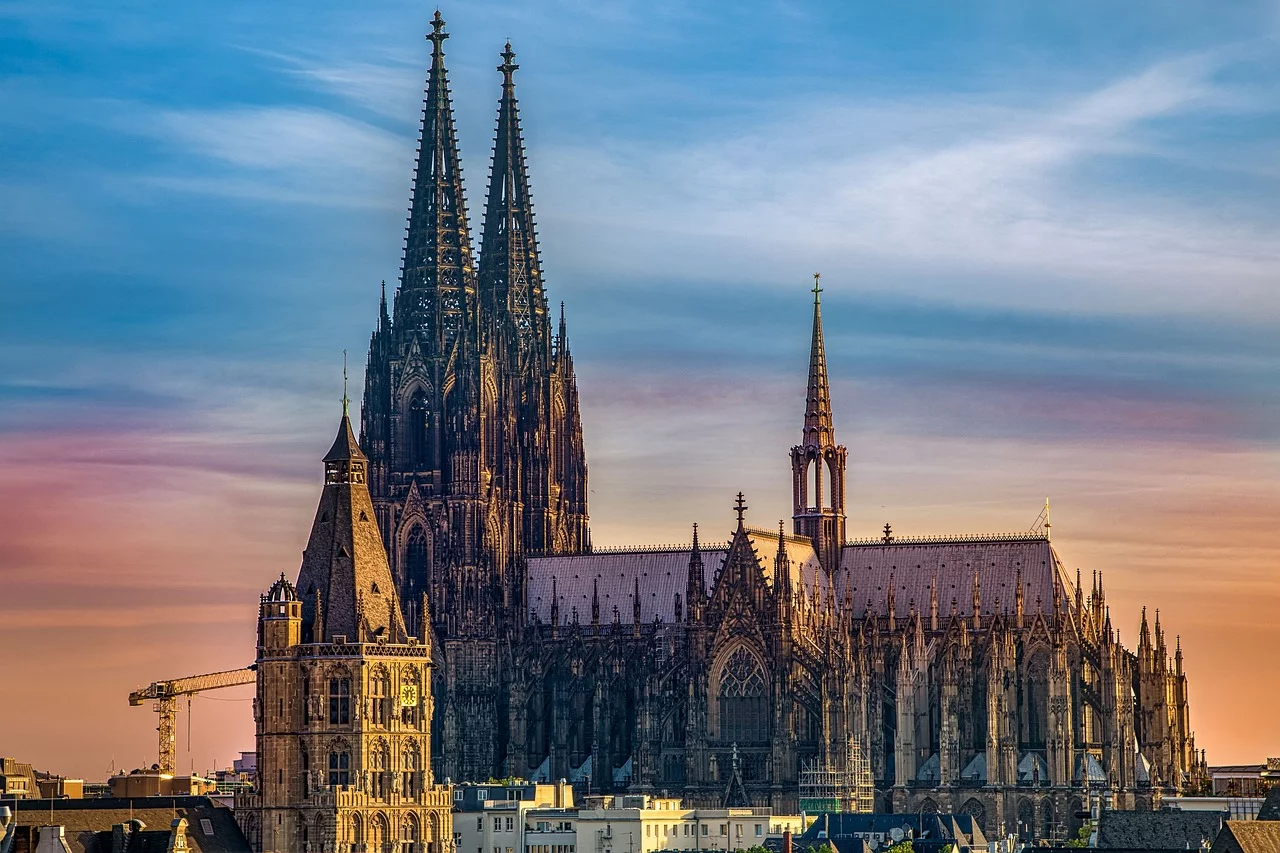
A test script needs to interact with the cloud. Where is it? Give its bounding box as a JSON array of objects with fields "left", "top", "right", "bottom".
[{"left": 533, "top": 49, "right": 1280, "bottom": 320}]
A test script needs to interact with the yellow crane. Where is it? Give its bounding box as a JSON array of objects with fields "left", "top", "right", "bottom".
[{"left": 128, "top": 667, "right": 256, "bottom": 773}]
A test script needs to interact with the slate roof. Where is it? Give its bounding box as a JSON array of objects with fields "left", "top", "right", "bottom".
[
  {"left": 839, "top": 536, "right": 1071, "bottom": 620},
  {"left": 0, "top": 797, "right": 248, "bottom": 853},
  {"left": 528, "top": 530, "right": 1073, "bottom": 625},
  {"left": 1257, "top": 788, "right": 1280, "bottom": 821},
  {"left": 1214, "top": 822, "right": 1280, "bottom": 853},
  {"left": 297, "top": 413, "right": 404, "bottom": 642},
  {"left": 1095, "top": 810, "right": 1226, "bottom": 850}
]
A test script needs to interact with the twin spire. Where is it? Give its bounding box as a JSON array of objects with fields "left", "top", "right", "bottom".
[
  {"left": 803, "top": 273, "right": 835, "bottom": 449},
  {"left": 397, "top": 10, "right": 547, "bottom": 366}
]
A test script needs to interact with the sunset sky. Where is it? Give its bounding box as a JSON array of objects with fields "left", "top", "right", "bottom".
[{"left": 1, "top": 0, "right": 1278, "bottom": 780}]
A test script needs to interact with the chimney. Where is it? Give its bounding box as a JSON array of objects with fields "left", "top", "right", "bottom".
[{"left": 784, "top": 829, "right": 794, "bottom": 853}]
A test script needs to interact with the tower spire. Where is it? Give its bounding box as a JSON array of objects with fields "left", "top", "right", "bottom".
[
  {"left": 395, "top": 9, "right": 477, "bottom": 355},
  {"left": 803, "top": 273, "right": 834, "bottom": 448},
  {"left": 791, "top": 274, "right": 847, "bottom": 570},
  {"left": 479, "top": 39, "right": 547, "bottom": 361}
]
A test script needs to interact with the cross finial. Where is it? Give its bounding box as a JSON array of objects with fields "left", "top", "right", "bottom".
[
  {"left": 427, "top": 10, "right": 448, "bottom": 50},
  {"left": 499, "top": 41, "right": 519, "bottom": 82},
  {"left": 342, "top": 350, "right": 349, "bottom": 416},
  {"left": 812, "top": 272, "right": 822, "bottom": 303},
  {"left": 734, "top": 492, "right": 748, "bottom": 525},
  {"left": 882, "top": 522, "right": 893, "bottom": 544}
]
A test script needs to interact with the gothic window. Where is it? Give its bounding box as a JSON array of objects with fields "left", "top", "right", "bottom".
[
  {"left": 329, "top": 677, "right": 350, "bottom": 725},
  {"left": 405, "top": 526, "right": 430, "bottom": 603},
  {"left": 328, "top": 749, "right": 350, "bottom": 787},
  {"left": 1025, "top": 651, "right": 1050, "bottom": 749},
  {"left": 370, "top": 669, "right": 390, "bottom": 728},
  {"left": 407, "top": 390, "right": 433, "bottom": 470},
  {"left": 1040, "top": 799, "right": 1056, "bottom": 841},
  {"left": 370, "top": 741, "right": 389, "bottom": 800},
  {"left": 717, "top": 648, "right": 768, "bottom": 744},
  {"left": 960, "top": 798, "right": 987, "bottom": 833},
  {"left": 403, "top": 743, "right": 420, "bottom": 798},
  {"left": 403, "top": 815, "right": 421, "bottom": 853}
]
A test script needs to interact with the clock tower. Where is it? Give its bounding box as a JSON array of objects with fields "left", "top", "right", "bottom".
[{"left": 237, "top": 409, "right": 453, "bottom": 853}]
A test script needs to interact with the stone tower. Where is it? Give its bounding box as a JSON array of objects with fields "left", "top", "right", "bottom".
[
  {"left": 791, "top": 276, "right": 847, "bottom": 571},
  {"left": 239, "top": 410, "right": 452, "bottom": 853},
  {"left": 359, "top": 11, "right": 588, "bottom": 782}
]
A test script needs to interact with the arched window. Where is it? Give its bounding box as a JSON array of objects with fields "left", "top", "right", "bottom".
[
  {"left": 370, "top": 669, "right": 390, "bottom": 728},
  {"left": 328, "top": 677, "right": 350, "bottom": 725},
  {"left": 717, "top": 648, "right": 768, "bottom": 744},
  {"left": 1025, "top": 651, "right": 1050, "bottom": 749},
  {"left": 405, "top": 526, "right": 430, "bottom": 602},
  {"left": 403, "top": 743, "right": 420, "bottom": 798},
  {"left": 403, "top": 815, "right": 421, "bottom": 853},
  {"left": 328, "top": 749, "right": 350, "bottom": 787},
  {"left": 407, "top": 390, "right": 432, "bottom": 470}
]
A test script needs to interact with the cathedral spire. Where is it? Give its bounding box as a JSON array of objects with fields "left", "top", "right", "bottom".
[
  {"left": 395, "top": 9, "right": 477, "bottom": 355},
  {"left": 802, "top": 273, "right": 834, "bottom": 449},
  {"left": 791, "top": 274, "right": 847, "bottom": 570},
  {"left": 687, "top": 523, "right": 705, "bottom": 622},
  {"left": 479, "top": 39, "right": 547, "bottom": 361}
]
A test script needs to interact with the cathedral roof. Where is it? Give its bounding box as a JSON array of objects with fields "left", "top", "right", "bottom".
[
  {"left": 528, "top": 531, "right": 1075, "bottom": 624},
  {"left": 838, "top": 534, "right": 1073, "bottom": 619}
]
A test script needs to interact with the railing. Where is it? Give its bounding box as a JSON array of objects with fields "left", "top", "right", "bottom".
[{"left": 847, "top": 531, "right": 1049, "bottom": 545}]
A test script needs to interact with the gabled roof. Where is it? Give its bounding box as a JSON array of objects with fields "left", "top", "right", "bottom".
[
  {"left": 1, "top": 797, "right": 248, "bottom": 853},
  {"left": 1214, "top": 821, "right": 1280, "bottom": 853}
]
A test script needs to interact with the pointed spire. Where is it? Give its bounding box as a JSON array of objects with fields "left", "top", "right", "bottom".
[
  {"left": 687, "top": 523, "right": 704, "bottom": 623},
  {"left": 972, "top": 570, "right": 982, "bottom": 630},
  {"left": 887, "top": 572, "right": 896, "bottom": 631},
  {"left": 929, "top": 572, "right": 939, "bottom": 632},
  {"left": 734, "top": 492, "right": 749, "bottom": 529},
  {"left": 550, "top": 575, "right": 559, "bottom": 634},
  {"left": 299, "top": 407, "right": 405, "bottom": 643},
  {"left": 802, "top": 273, "right": 834, "bottom": 449},
  {"left": 479, "top": 38, "right": 547, "bottom": 361},
  {"left": 775, "top": 520, "right": 793, "bottom": 623},
  {"left": 632, "top": 575, "right": 641, "bottom": 637},
  {"left": 397, "top": 9, "right": 477, "bottom": 355},
  {"left": 1015, "top": 565, "right": 1024, "bottom": 629}
]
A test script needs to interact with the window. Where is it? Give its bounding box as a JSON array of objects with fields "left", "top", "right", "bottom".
[
  {"left": 477, "top": 818, "right": 483, "bottom": 832},
  {"left": 302, "top": 676, "right": 310, "bottom": 724},
  {"left": 702, "top": 826, "right": 708, "bottom": 837},
  {"left": 506, "top": 818, "right": 514, "bottom": 832},
  {"left": 328, "top": 678, "right": 350, "bottom": 725},
  {"left": 327, "top": 750, "right": 350, "bottom": 786},
  {"left": 404, "top": 747, "right": 419, "bottom": 797},
  {"left": 755, "top": 825, "right": 763, "bottom": 837},
  {"left": 718, "top": 648, "right": 768, "bottom": 743},
  {"left": 370, "top": 671, "right": 389, "bottom": 727},
  {"left": 720, "top": 825, "right": 727, "bottom": 836},
  {"left": 407, "top": 391, "right": 433, "bottom": 470},
  {"left": 494, "top": 818, "right": 502, "bottom": 832}
]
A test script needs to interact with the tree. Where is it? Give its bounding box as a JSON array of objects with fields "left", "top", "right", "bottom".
[{"left": 1065, "top": 824, "right": 1092, "bottom": 848}]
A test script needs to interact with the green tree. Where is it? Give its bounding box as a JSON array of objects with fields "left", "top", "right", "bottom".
[{"left": 1064, "top": 823, "right": 1092, "bottom": 848}]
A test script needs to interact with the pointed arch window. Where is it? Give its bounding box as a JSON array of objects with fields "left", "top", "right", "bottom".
[
  {"left": 407, "top": 390, "right": 433, "bottom": 470},
  {"left": 405, "top": 526, "right": 430, "bottom": 602},
  {"left": 328, "top": 677, "right": 350, "bottom": 725},
  {"left": 327, "top": 749, "right": 350, "bottom": 787},
  {"left": 718, "top": 648, "right": 768, "bottom": 744}
]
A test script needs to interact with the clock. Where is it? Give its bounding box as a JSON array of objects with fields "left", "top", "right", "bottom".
[{"left": 400, "top": 683, "right": 419, "bottom": 708}]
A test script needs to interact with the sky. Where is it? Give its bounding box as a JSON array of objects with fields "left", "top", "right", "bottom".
[{"left": 1, "top": 0, "right": 1278, "bottom": 780}]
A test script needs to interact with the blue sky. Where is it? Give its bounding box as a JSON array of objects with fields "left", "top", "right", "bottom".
[{"left": 2, "top": 0, "right": 1279, "bottom": 773}]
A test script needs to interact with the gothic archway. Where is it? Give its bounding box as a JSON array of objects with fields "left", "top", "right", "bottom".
[{"left": 715, "top": 646, "right": 769, "bottom": 744}]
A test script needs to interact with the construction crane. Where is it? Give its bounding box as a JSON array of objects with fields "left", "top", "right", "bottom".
[{"left": 128, "top": 667, "right": 256, "bottom": 774}]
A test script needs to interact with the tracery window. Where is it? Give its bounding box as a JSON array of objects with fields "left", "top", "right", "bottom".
[
  {"left": 328, "top": 677, "right": 350, "bottom": 725},
  {"left": 370, "top": 669, "right": 390, "bottom": 727},
  {"left": 405, "top": 527, "right": 430, "bottom": 603},
  {"left": 328, "top": 749, "right": 350, "bottom": 787},
  {"left": 717, "top": 648, "right": 768, "bottom": 744},
  {"left": 407, "top": 391, "right": 432, "bottom": 470}
]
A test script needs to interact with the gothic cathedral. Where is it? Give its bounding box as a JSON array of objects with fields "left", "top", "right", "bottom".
[{"left": 248, "top": 10, "right": 1206, "bottom": 848}]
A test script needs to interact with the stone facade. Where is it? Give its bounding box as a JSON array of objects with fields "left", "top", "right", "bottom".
[
  {"left": 353, "top": 12, "right": 1205, "bottom": 841},
  {"left": 238, "top": 414, "right": 452, "bottom": 853}
]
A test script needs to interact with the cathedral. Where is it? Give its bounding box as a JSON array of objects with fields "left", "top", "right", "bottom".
[{"left": 244, "top": 10, "right": 1207, "bottom": 848}]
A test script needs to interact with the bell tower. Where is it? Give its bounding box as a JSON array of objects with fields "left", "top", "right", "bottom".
[{"left": 791, "top": 274, "right": 847, "bottom": 571}]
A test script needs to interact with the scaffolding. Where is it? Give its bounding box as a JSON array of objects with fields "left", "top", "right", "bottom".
[{"left": 799, "top": 737, "right": 875, "bottom": 814}]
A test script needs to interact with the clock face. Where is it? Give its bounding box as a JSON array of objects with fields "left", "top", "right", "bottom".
[{"left": 400, "top": 683, "right": 419, "bottom": 708}]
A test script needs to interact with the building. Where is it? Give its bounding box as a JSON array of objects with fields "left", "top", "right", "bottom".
[
  {"left": 107, "top": 769, "right": 216, "bottom": 799},
  {"left": 1095, "top": 809, "right": 1227, "bottom": 851},
  {"left": 573, "top": 795, "right": 803, "bottom": 853},
  {"left": 1210, "top": 763, "right": 1280, "bottom": 798},
  {"left": 0, "top": 796, "right": 249, "bottom": 853},
  {"left": 453, "top": 781, "right": 574, "bottom": 853},
  {"left": 349, "top": 10, "right": 1203, "bottom": 835},
  {"left": 0, "top": 761, "right": 39, "bottom": 802},
  {"left": 234, "top": 410, "right": 453, "bottom": 852}
]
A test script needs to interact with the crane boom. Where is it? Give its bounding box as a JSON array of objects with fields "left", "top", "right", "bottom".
[{"left": 128, "top": 667, "right": 256, "bottom": 773}]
